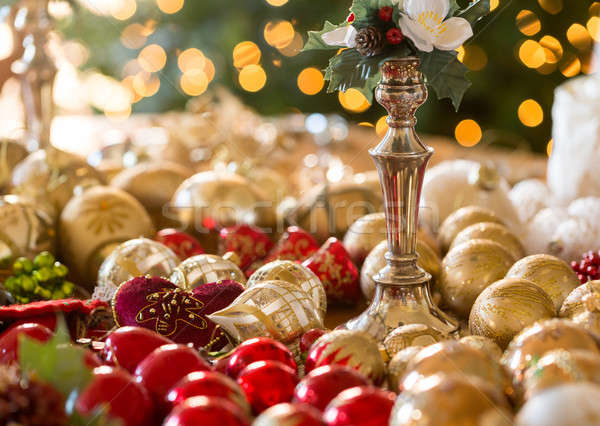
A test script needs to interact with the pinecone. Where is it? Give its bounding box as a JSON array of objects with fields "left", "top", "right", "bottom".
[
  {"left": 355, "top": 26, "right": 385, "bottom": 56},
  {"left": 0, "top": 365, "right": 68, "bottom": 426}
]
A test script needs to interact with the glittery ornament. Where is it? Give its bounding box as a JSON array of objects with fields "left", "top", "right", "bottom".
[
  {"left": 208, "top": 280, "right": 323, "bottom": 344},
  {"left": 469, "top": 278, "right": 555, "bottom": 349},
  {"left": 438, "top": 205, "right": 504, "bottom": 253},
  {"left": 264, "top": 226, "right": 319, "bottom": 264},
  {"left": 247, "top": 260, "right": 326, "bottom": 320},
  {"left": 254, "top": 403, "right": 325, "bottom": 426},
  {"left": 342, "top": 212, "right": 387, "bottom": 266},
  {"left": 383, "top": 324, "right": 444, "bottom": 358},
  {"left": 440, "top": 239, "right": 515, "bottom": 318},
  {"left": 387, "top": 346, "right": 421, "bottom": 392},
  {"left": 459, "top": 336, "right": 503, "bottom": 362},
  {"left": 219, "top": 224, "right": 273, "bottom": 272},
  {"left": 155, "top": 228, "right": 204, "bottom": 260},
  {"left": 509, "top": 179, "right": 553, "bottom": 224},
  {"left": 93, "top": 238, "right": 178, "bottom": 301},
  {"left": 170, "top": 254, "right": 246, "bottom": 291},
  {"left": 506, "top": 254, "right": 580, "bottom": 312},
  {"left": 302, "top": 238, "right": 360, "bottom": 305},
  {"left": 304, "top": 330, "right": 385, "bottom": 385},
  {"left": 450, "top": 222, "right": 525, "bottom": 261},
  {"left": 572, "top": 293, "right": 600, "bottom": 337},
  {"left": 324, "top": 386, "right": 395, "bottom": 426}
]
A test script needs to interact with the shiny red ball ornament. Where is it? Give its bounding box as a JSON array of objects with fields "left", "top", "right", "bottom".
[
  {"left": 164, "top": 396, "right": 250, "bottom": 426},
  {"left": 219, "top": 224, "right": 273, "bottom": 272},
  {"left": 378, "top": 6, "right": 393, "bottom": 22},
  {"left": 294, "top": 365, "right": 371, "bottom": 411},
  {"left": 386, "top": 28, "right": 403, "bottom": 45},
  {"left": 300, "top": 329, "right": 328, "bottom": 354},
  {"left": 167, "top": 371, "right": 250, "bottom": 413},
  {"left": 265, "top": 226, "right": 319, "bottom": 264},
  {"left": 347, "top": 13, "right": 355, "bottom": 23},
  {"left": 302, "top": 238, "right": 360, "bottom": 305},
  {"left": 255, "top": 403, "right": 326, "bottom": 426},
  {"left": 77, "top": 366, "right": 154, "bottom": 426},
  {"left": 227, "top": 337, "right": 297, "bottom": 379},
  {"left": 323, "top": 386, "right": 395, "bottom": 426},
  {"left": 237, "top": 360, "right": 299, "bottom": 415},
  {"left": 0, "top": 323, "right": 53, "bottom": 365},
  {"left": 135, "top": 344, "right": 211, "bottom": 411},
  {"left": 155, "top": 228, "right": 204, "bottom": 260},
  {"left": 103, "top": 326, "right": 172, "bottom": 374}
]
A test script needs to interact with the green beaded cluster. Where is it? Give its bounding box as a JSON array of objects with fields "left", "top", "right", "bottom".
[{"left": 3, "top": 252, "right": 75, "bottom": 304}]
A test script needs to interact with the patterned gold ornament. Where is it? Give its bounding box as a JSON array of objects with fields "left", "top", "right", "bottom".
[
  {"left": 247, "top": 260, "right": 326, "bottom": 320},
  {"left": 459, "top": 335, "right": 503, "bottom": 362},
  {"left": 387, "top": 346, "right": 421, "bottom": 392},
  {"left": 343, "top": 212, "right": 387, "bottom": 266},
  {"left": 501, "top": 319, "right": 600, "bottom": 390},
  {"left": 522, "top": 349, "right": 600, "bottom": 402},
  {"left": 506, "top": 254, "right": 580, "bottom": 312},
  {"left": 93, "top": 238, "right": 179, "bottom": 301},
  {"left": 361, "top": 239, "right": 441, "bottom": 300},
  {"left": 401, "top": 340, "right": 512, "bottom": 396},
  {"left": 440, "top": 239, "right": 515, "bottom": 318},
  {"left": 170, "top": 254, "right": 247, "bottom": 290},
  {"left": 450, "top": 222, "right": 525, "bottom": 261},
  {"left": 0, "top": 195, "right": 55, "bottom": 264},
  {"left": 438, "top": 206, "right": 504, "bottom": 253},
  {"left": 572, "top": 293, "right": 600, "bottom": 337},
  {"left": 559, "top": 280, "right": 600, "bottom": 319},
  {"left": 383, "top": 324, "right": 444, "bottom": 359},
  {"left": 59, "top": 186, "right": 155, "bottom": 287},
  {"left": 390, "top": 375, "right": 513, "bottom": 426},
  {"left": 207, "top": 280, "right": 323, "bottom": 343},
  {"left": 469, "top": 278, "right": 555, "bottom": 349}
]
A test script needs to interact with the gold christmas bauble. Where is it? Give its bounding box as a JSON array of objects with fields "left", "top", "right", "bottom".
[
  {"left": 361, "top": 239, "right": 441, "bottom": 301},
  {"left": 450, "top": 222, "right": 525, "bottom": 261},
  {"left": 94, "top": 237, "right": 179, "bottom": 302},
  {"left": 247, "top": 260, "right": 326, "bottom": 319},
  {"left": 390, "top": 375, "right": 513, "bottom": 426},
  {"left": 241, "top": 166, "right": 293, "bottom": 202},
  {"left": 0, "top": 139, "right": 28, "bottom": 190},
  {"left": 0, "top": 195, "right": 55, "bottom": 264},
  {"left": 208, "top": 280, "right": 322, "bottom": 343},
  {"left": 469, "top": 278, "right": 555, "bottom": 349},
  {"left": 559, "top": 280, "right": 600, "bottom": 318},
  {"left": 383, "top": 324, "right": 445, "bottom": 359},
  {"left": 387, "top": 346, "right": 421, "bottom": 392},
  {"left": 170, "top": 171, "right": 277, "bottom": 231},
  {"left": 522, "top": 349, "right": 600, "bottom": 402},
  {"left": 110, "top": 161, "right": 192, "bottom": 229},
  {"left": 438, "top": 206, "right": 504, "bottom": 253},
  {"left": 572, "top": 293, "right": 600, "bottom": 337},
  {"left": 440, "top": 239, "right": 515, "bottom": 319},
  {"left": 506, "top": 254, "right": 580, "bottom": 312},
  {"left": 12, "top": 148, "right": 105, "bottom": 214},
  {"left": 59, "top": 186, "right": 154, "bottom": 287},
  {"left": 343, "top": 212, "right": 387, "bottom": 266},
  {"left": 170, "top": 254, "right": 247, "bottom": 290},
  {"left": 459, "top": 335, "right": 503, "bottom": 362},
  {"left": 401, "top": 340, "right": 512, "bottom": 396},
  {"left": 501, "top": 319, "right": 600, "bottom": 389}
]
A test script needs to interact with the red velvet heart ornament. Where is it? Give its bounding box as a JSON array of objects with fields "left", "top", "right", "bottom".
[{"left": 112, "top": 276, "right": 244, "bottom": 350}]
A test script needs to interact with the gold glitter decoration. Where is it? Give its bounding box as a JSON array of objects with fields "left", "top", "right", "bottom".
[
  {"left": 387, "top": 346, "right": 421, "bottom": 392},
  {"left": 459, "top": 335, "right": 503, "bottom": 362},
  {"left": 572, "top": 293, "right": 600, "bottom": 337},
  {"left": 450, "top": 222, "right": 525, "bottom": 261},
  {"left": 342, "top": 212, "right": 387, "bottom": 265},
  {"left": 559, "top": 280, "right": 600, "bottom": 319},
  {"left": 170, "top": 254, "right": 247, "bottom": 290},
  {"left": 438, "top": 206, "right": 504, "bottom": 253},
  {"left": 383, "top": 324, "right": 444, "bottom": 358}
]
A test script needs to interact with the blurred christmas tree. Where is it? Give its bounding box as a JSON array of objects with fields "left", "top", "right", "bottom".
[{"left": 58, "top": 0, "right": 598, "bottom": 154}]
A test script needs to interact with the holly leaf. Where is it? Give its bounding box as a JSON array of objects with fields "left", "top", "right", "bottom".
[
  {"left": 418, "top": 49, "right": 471, "bottom": 111},
  {"left": 324, "top": 49, "right": 382, "bottom": 102},
  {"left": 303, "top": 21, "right": 345, "bottom": 52},
  {"left": 457, "top": 0, "right": 491, "bottom": 26},
  {"left": 350, "top": 0, "right": 393, "bottom": 28}
]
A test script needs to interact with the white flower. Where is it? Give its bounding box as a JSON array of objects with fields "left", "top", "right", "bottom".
[
  {"left": 321, "top": 25, "right": 357, "bottom": 48},
  {"left": 398, "top": 0, "right": 473, "bottom": 52}
]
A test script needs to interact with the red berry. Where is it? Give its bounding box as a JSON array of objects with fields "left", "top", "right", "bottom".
[
  {"left": 227, "top": 337, "right": 296, "bottom": 379},
  {"left": 347, "top": 13, "right": 355, "bottom": 23},
  {"left": 77, "top": 366, "right": 154, "bottom": 426},
  {"left": 103, "top": 326, "right": 172, "bottom": 374},
  {"left": 323, "top": 386, "right": 396, "bottom": 426},
  {"left": 587, "top": 266, "right": 598, "bottom": 277},
  {"left": 237, "top": 360, "right": 299, "bottom": 415},
  {"left": 378, "top": 6, "right": 393, "bottom": 22},
  {"left": 300, "top": 329, "right": 327, "bottom": 354},
  {"left": 164, "top": 396, "right": 250, "bottom": 426},
  {"left": 0, "top": 323, "right": 53, "bottom": 365},
  {"left": 386, "top": 28, "right": 404, "bottom": 45},
  {"left": 578, "top": 274, "right": 588, "bottom": 284},
  {"left": 571, "top": 261, "right": 580, "bottom": 272}
]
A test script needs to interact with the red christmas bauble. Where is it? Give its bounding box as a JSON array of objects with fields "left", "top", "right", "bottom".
[
  {"left": 254, "top": 403, "right": 325, "bottom": 426},
  {"left": 378, "top": 6, "right": 393, "bottom": 22},
  {"left": 386, "top": 28, "right": 404, "bottom": 45},
  {"left": 323, "top": 386, "right": 395, "bottom": 426},
  {"left": 219, "top": 224, "right": 273, "bottom": 272},
  {"left": 77, "top": 366, "right": 154, "bottom": 426},
  {"left": 237, "top": 360, "right": 299, "bottom": 415},
  {"left": 0, "top": 323, "right": 53, "bottom": 365},
  {"left": 302, "top": 238, "right": 360, "bottom": 305},
  {"left": 264, "top": 226, "right": 319, "bottom": 264},
  {"left": 163, "top": 396, "right": 250, "bottom": 426},
  {"left": 227, "top": 337, "right": 297, "bottom": 379},
  {"left": 156, "top": 228, "right": 204, "bottom": 260},
  {"left": 300, "top": 328, "right": 328, "bottom": 353},
  {"left": 294, "top": 365, "right": 371, "bottom": 411},
  {"left": 214, "top": 354, "right": 231, "bottom": 374},
  {"left": 103, "top": 326, "right": 172, "bottom": 374}
]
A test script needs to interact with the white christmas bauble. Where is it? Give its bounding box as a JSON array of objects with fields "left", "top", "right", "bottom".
[
  {"left": 524, "top": 207, "right": 569, "bottom": 255},
  {"left": 550, "top": 217, "right": 598, "bottom": 262},
  {"left": 567, "top": 197, "right": 600, "bottom": 225},
  {"left": 509, "top": 179, "right": 552, "bottom": 224}
]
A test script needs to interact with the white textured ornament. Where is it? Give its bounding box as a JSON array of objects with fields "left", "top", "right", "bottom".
[
  {"left": 509, "top": 179, "right": 553, "bottom": 224},
  {"left": 523, "top": 207, "right": 569, "bottom": 256}
]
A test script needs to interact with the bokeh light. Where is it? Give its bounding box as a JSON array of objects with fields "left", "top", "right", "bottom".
[
  {"left": 180, "top": 70, "right": 209, "bottom": 96},
  {"left": 233, "top": 41, "right": 261, "bottom": 69},
  {"left": 178, "top": 48, "right": 205, "bottom": 73},
  {"left": 567, "top": 23, "right": 592, "bottom": 50},
  {"left": 121, "top": 76, "right": 143, "bottom": 103},
  {"left": 264, "top": 20, "right": 295, "bottom": 49},
  {"left": 376, "top": 116, "right": 388, "bottom": 137},
  {"left": 133, "top": 72, "right": 160, "bottom": 97},
  {"left": 462, "top": 45, "right": 488, "bottom": 71},
  {"left": 121, "top": 23, "right": 148, "bottom": 49},
  {"left": 0, "top": 23, "right": 14, "bottom": 60},
  {"left": 338, "top": 89, "right": 371, "bottom": 113},
  {"left": 86, "top": 72, "right": 133, "bottom": 114},
  {"left": 490, "top": 0, "right": 499, "bottom": 12},
  {"left": 110, "top": 0, "right": 137, "bottom": 20},
  {"left": 266, "top": 0, "right": 288, "bottom": 6},
  {"left": 559, "top": 53, "right": 582, "bottom": 77},
  {"left": 516, "top": 10, "right": 541, "bottom": 36},
  {"left": 519, "top": 40, "right": 546, "bottom": 68},
  {"left": 538, "top": 0, "right": 563, "bottom": 15},
  {"left": 279, "top": 33, "right": 304, "bottom": 57},
  {"left": 239, "top": 64, "right": 267, "bottom": 92},
  {"left": 539, "top": 35, "right": 563, "bottom": 63},
  {"left": 547, "top": 139, "right": 553, "bottom": 157},
  {"left": 157, "top": 0, "right": 184, "bottom": 14},
  {"left": 138, "top": 44, "right": 167, "bottom": 72},
  {"left": 455, "top": 119, "right": 482, "bottom": 147},
  {"left": 203, "top": 58, "right": 216, "bottom": 82},
  {"left": 591, "top": 2, "right": 600, "bottom": 16},
  {"left": 518, "top": 99, "right": 544, "bottom": 127},
  {"left": 456, "top": 46, "right": 465, "bottom": 62},
  {"left": 588, "top": 17, "right": 600, "bottom": 42},
  {"left": 297, "top": 68, "right": 324, "bottom": 95}
]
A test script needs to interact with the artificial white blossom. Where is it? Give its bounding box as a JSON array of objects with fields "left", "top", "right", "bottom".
[
  {"left": 321, "top": 25, "right": 357, "bottom": 48},
  {"left": 398, "top": 0, "right": 473, "bottom": 52}
]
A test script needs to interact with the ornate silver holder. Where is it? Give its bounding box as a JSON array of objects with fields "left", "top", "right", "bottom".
[{"left": 345, "top": 58, "right": 458, "bottom": 341}]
